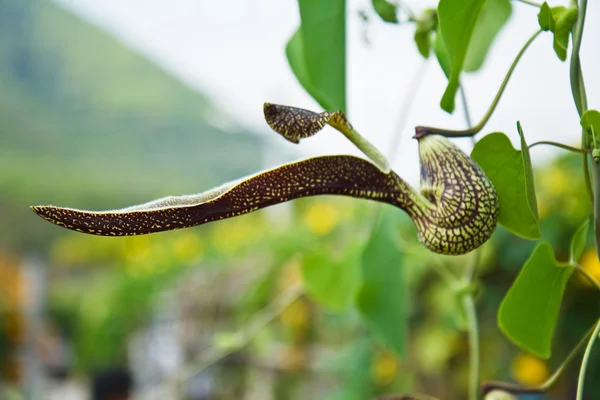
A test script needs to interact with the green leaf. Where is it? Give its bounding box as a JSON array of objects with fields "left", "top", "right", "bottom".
[
  {"left": 414, "top": 28, "right": 432, "bottom": 58},
  {"left": 372, "top": 0, "right": 398, "bottom": 23},
  {"left": 570, "top": 219, "right": 589, "bottom": 263},
  {"left": 302, "top": 245, "right": 360, "bottom": 311},
  {"left": 328, "top": 340, "right": 373, "bottom": 400},
  {"left": 538, "top": 2, "right": 553, "bottom": 31},
  {"left": 436, "top": 0, "right": 484, "bottom": 111},
  {"left": 413, "top": 8, "right": 438, "bottom": 59},
  {"left": 581, "top": 110, "right": 600, "bottom": 153},
  {"left": 580, "top": 110, "right": 600, "bottom": 134},
  {"left": 552, "top": 6, "right": 578, "bottom": 61},
  {"left": 537, "top": 3, "right": 578, "bottom": 61},
  {"left": 498, "top": 242, "right": 574, "bottom": 358},
  {"left": 433, "top": 27, "right": 451, "bottom": 78},
  {"left": 437, "top": 0, "right": 511, "bottom": 110},
  {"left": 356, "top": 210, "right": 407, "bottom": 357},
  {"left": 286, "top": 0, "right": 346, "bottom": 112},
  {"left": 286, "top": 31, "right": 320, "bottom": 103},
  {"left": 471, "top": 132, "right": 540, "bottom": 239},
  {"left": 463, "top": 0, "right": 512, "bottom": 72}
]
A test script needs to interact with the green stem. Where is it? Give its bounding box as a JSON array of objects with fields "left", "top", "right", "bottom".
[
  {"left": 584, "top": 155, "right": 594, "bottom": 201},
  {"left": 462, "top": 295, "right": 480, "bottom": 400},
  {"left": 576, "top": 318, "right": 600, "bottom": 400},
  {"left": 415, "top": 29, "right": 542, "bottom": 139},
  {"left": 464, "top": 244, "right": 480, "bottom": 282},
  {"left": 482, "top": 322, "right": 597, "bottom": 395},
  {"left": 569, "top": 0, "right": 597, "bottom": 253},
  {"left": 570, "top": 0, "right": 588, "bottom": 116},
  {"left": 343, "top": 126, "right": 391, "bottom": 172},
  {"left": 459, "top": 85, "right": 480, "bottom": 400},
  {"left": 528, "top": 141, "right": 588, "bottom": 154},
  {"left": 574, "top": 263, "right": 600, "bottom": 291},
  {"left": 460, "top": 85, "right": 473, "bottom": 130},
  {"left": 514, "top": 0, "right": 543, "bottom": 7}
]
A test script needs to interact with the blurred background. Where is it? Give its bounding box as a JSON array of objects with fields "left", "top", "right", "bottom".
[{"left": 0, "top": 0, "right": 599, "bottom": 399}]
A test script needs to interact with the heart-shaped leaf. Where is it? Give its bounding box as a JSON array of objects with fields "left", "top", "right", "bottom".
[{"left": 498, "top": 222, "right": 586, "bottom": 358}]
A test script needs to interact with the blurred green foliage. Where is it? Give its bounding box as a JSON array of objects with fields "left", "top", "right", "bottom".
[
  {"left": 0, "top": 0, "right": 264, "bottom": 251},
  {"left": 1, "top": 0, "right": 599, "bottom": 399},
  {"left": 1, "top": 150, "right": 595, "bottom": 399}
]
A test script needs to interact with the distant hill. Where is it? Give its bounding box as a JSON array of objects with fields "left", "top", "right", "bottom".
[{"left": 0, "top": 0, "right": 266, "bottom": 250}]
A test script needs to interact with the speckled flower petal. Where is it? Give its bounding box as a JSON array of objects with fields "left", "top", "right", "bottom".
[{"left": 31, "top": 155, "right": 407, "bottom": 237}]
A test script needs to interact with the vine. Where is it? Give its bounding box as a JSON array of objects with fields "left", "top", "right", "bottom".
[{"left": 30, "top": 0, "right": 599, "bottom": 398}]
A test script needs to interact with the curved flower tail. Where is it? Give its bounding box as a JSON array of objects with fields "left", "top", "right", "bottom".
[
  {"left": 31, "top": 155, "right": 417, "bottom": 237},
  {"left": 31, "top": 102, "right": 500, "bottom": 255}
]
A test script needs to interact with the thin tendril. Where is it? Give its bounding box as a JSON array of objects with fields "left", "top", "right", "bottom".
[
  {"left": 415, "top": 29, "right": 542, "bottom": 139},
  {"left": 528, "top": 141, "right": 588, "bottom": 154},
  {"left": 459, "top": 84, "right": 480, "bottom": 400},
  {"left": 462, "top": 295, "right": 479, "bottom": 400}
]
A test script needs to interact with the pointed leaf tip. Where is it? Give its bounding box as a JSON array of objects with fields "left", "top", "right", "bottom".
[
  {"left": 437, "top": 0, "right": 511, "bottom": 112},
  {"left": 570, "top": 219, "right": 590, "bottom": 264},
  {"left": 471, "top": 132, "right": 540, "bottom": 239}
]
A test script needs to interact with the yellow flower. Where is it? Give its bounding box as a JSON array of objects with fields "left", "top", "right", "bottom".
[
  {"left": 371, "top": 350, "right": 399, "bottom": 386},
  {"left": 540, "top": 167, "right": 568, "bottom": 196},
  {"left": 121, "top": 236, "right": 151, "bottom": 264},
  {"left": 577, "top": 250, "right": 600, "bottom": 287},
  {"left": 511, "top": 353, "right": 549, "bottom": 386},
  {"left": 173, "top": 233, "right": 203, "bottom": 262},
  {"left": 303, "top": 202, "right": 338, "bottom": 235},
  {"left": 211, "top": 217, "right": 259, "bottom": 254},
  {"left": 280, "top": 298, "right": 309, "bottom": 330},
  {"left": 536, "top": 196, "right": 551, "bottom": 220}
]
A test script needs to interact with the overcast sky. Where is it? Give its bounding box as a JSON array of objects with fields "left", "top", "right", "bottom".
[{"left": 54, "top": 0, "right": 600, "bottom": 185}]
